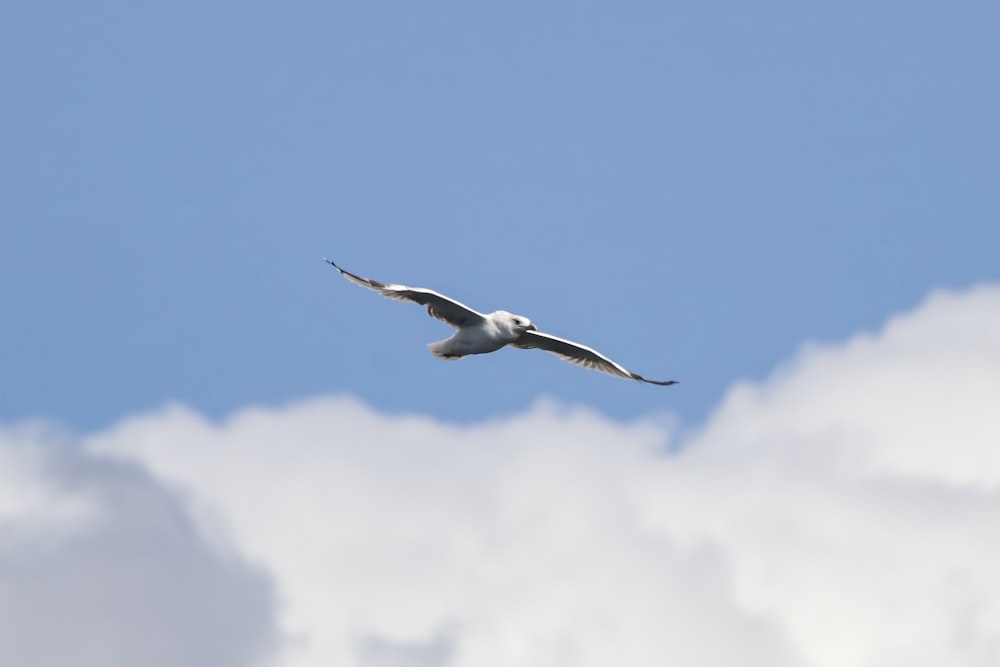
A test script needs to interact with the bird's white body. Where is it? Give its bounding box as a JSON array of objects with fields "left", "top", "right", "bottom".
[{"left": 429, "top": 310, "right": 533, "bottom": 359}]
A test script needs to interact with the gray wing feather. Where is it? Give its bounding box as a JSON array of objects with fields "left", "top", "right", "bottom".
[
  {"left": 513, "top": 330, "right": 677, "bottom": 386},
  {"left": 324, "top": 259, "right": 485, "bottom": 328}
]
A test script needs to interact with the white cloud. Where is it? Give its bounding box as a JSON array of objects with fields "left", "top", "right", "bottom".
[
  {"left": 0, "top": 423, "right": 280, "bottom": 667},
  {"left": 4, "top": 284, "right": 1000, "bottom": 666},
  {"left": 0, "top": 424, "right": 95, "bottom": 534},
  {"left": 643, "top": 285, "right": 1000, "bottom": 667},
  {"left": 687, "top": 285, "right": 1000, "bottom": 490},
  {"left": 86, "top": 398, "right": 797, "bottom": 667}
]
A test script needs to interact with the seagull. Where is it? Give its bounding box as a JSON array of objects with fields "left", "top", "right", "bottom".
[{"left": 323, "top": 259, "right": 677, "bottom": 386}]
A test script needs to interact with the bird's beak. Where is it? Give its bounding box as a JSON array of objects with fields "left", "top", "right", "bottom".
[{"left": 528, "top": 324, "right": 537, "bottom": 331}]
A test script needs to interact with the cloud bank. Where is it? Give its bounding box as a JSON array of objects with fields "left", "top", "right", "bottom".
[
  {"left": 0, "top": 424, "right": 279, "bottom": 667},
  {"left": 3, "top": 285, "right": 999, "bottom": 666}
]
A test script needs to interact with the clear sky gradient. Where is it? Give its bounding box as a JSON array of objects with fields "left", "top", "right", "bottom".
[{"left": 2, "top": 1, "right": 998, "bottom": 430}]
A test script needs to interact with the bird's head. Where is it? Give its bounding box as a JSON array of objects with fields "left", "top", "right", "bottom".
[{"left": 501, "top": 311, "right": 537, "bottom": 333}]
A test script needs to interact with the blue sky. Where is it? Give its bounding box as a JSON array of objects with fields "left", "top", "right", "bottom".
[{"left": 2, "top": 1, "right": 998, "bottom": 430}]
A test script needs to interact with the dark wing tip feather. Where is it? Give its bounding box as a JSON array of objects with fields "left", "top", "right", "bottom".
[
  {"left": 632, "top": 375, "right": 679, "bottom": 386},
  {"left": 323, "top": 258, "right": 353, "bottom": 280},
  {"left": 323, "top": 258, "right": 391, "bottom": 290}
]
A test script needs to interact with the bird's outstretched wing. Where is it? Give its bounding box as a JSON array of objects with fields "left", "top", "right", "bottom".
[
  {"left": 324, "top": 259, "right": 486, "bottom": 328},
  {"left": 513, "top": 329, "right": 677, "bottom": 386}
]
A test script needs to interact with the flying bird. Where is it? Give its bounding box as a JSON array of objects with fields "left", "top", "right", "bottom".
[{"left": 323, "top": 259, "right": 677, "bottom": 386}]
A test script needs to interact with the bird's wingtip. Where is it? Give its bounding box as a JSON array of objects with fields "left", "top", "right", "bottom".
[{"left": 635, "top": 375, "right": 679, "bottom": 386}]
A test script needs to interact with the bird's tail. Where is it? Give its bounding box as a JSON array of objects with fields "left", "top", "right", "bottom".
[{"left": 428, "top": 339, "right": 464, "bottom": 361}]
